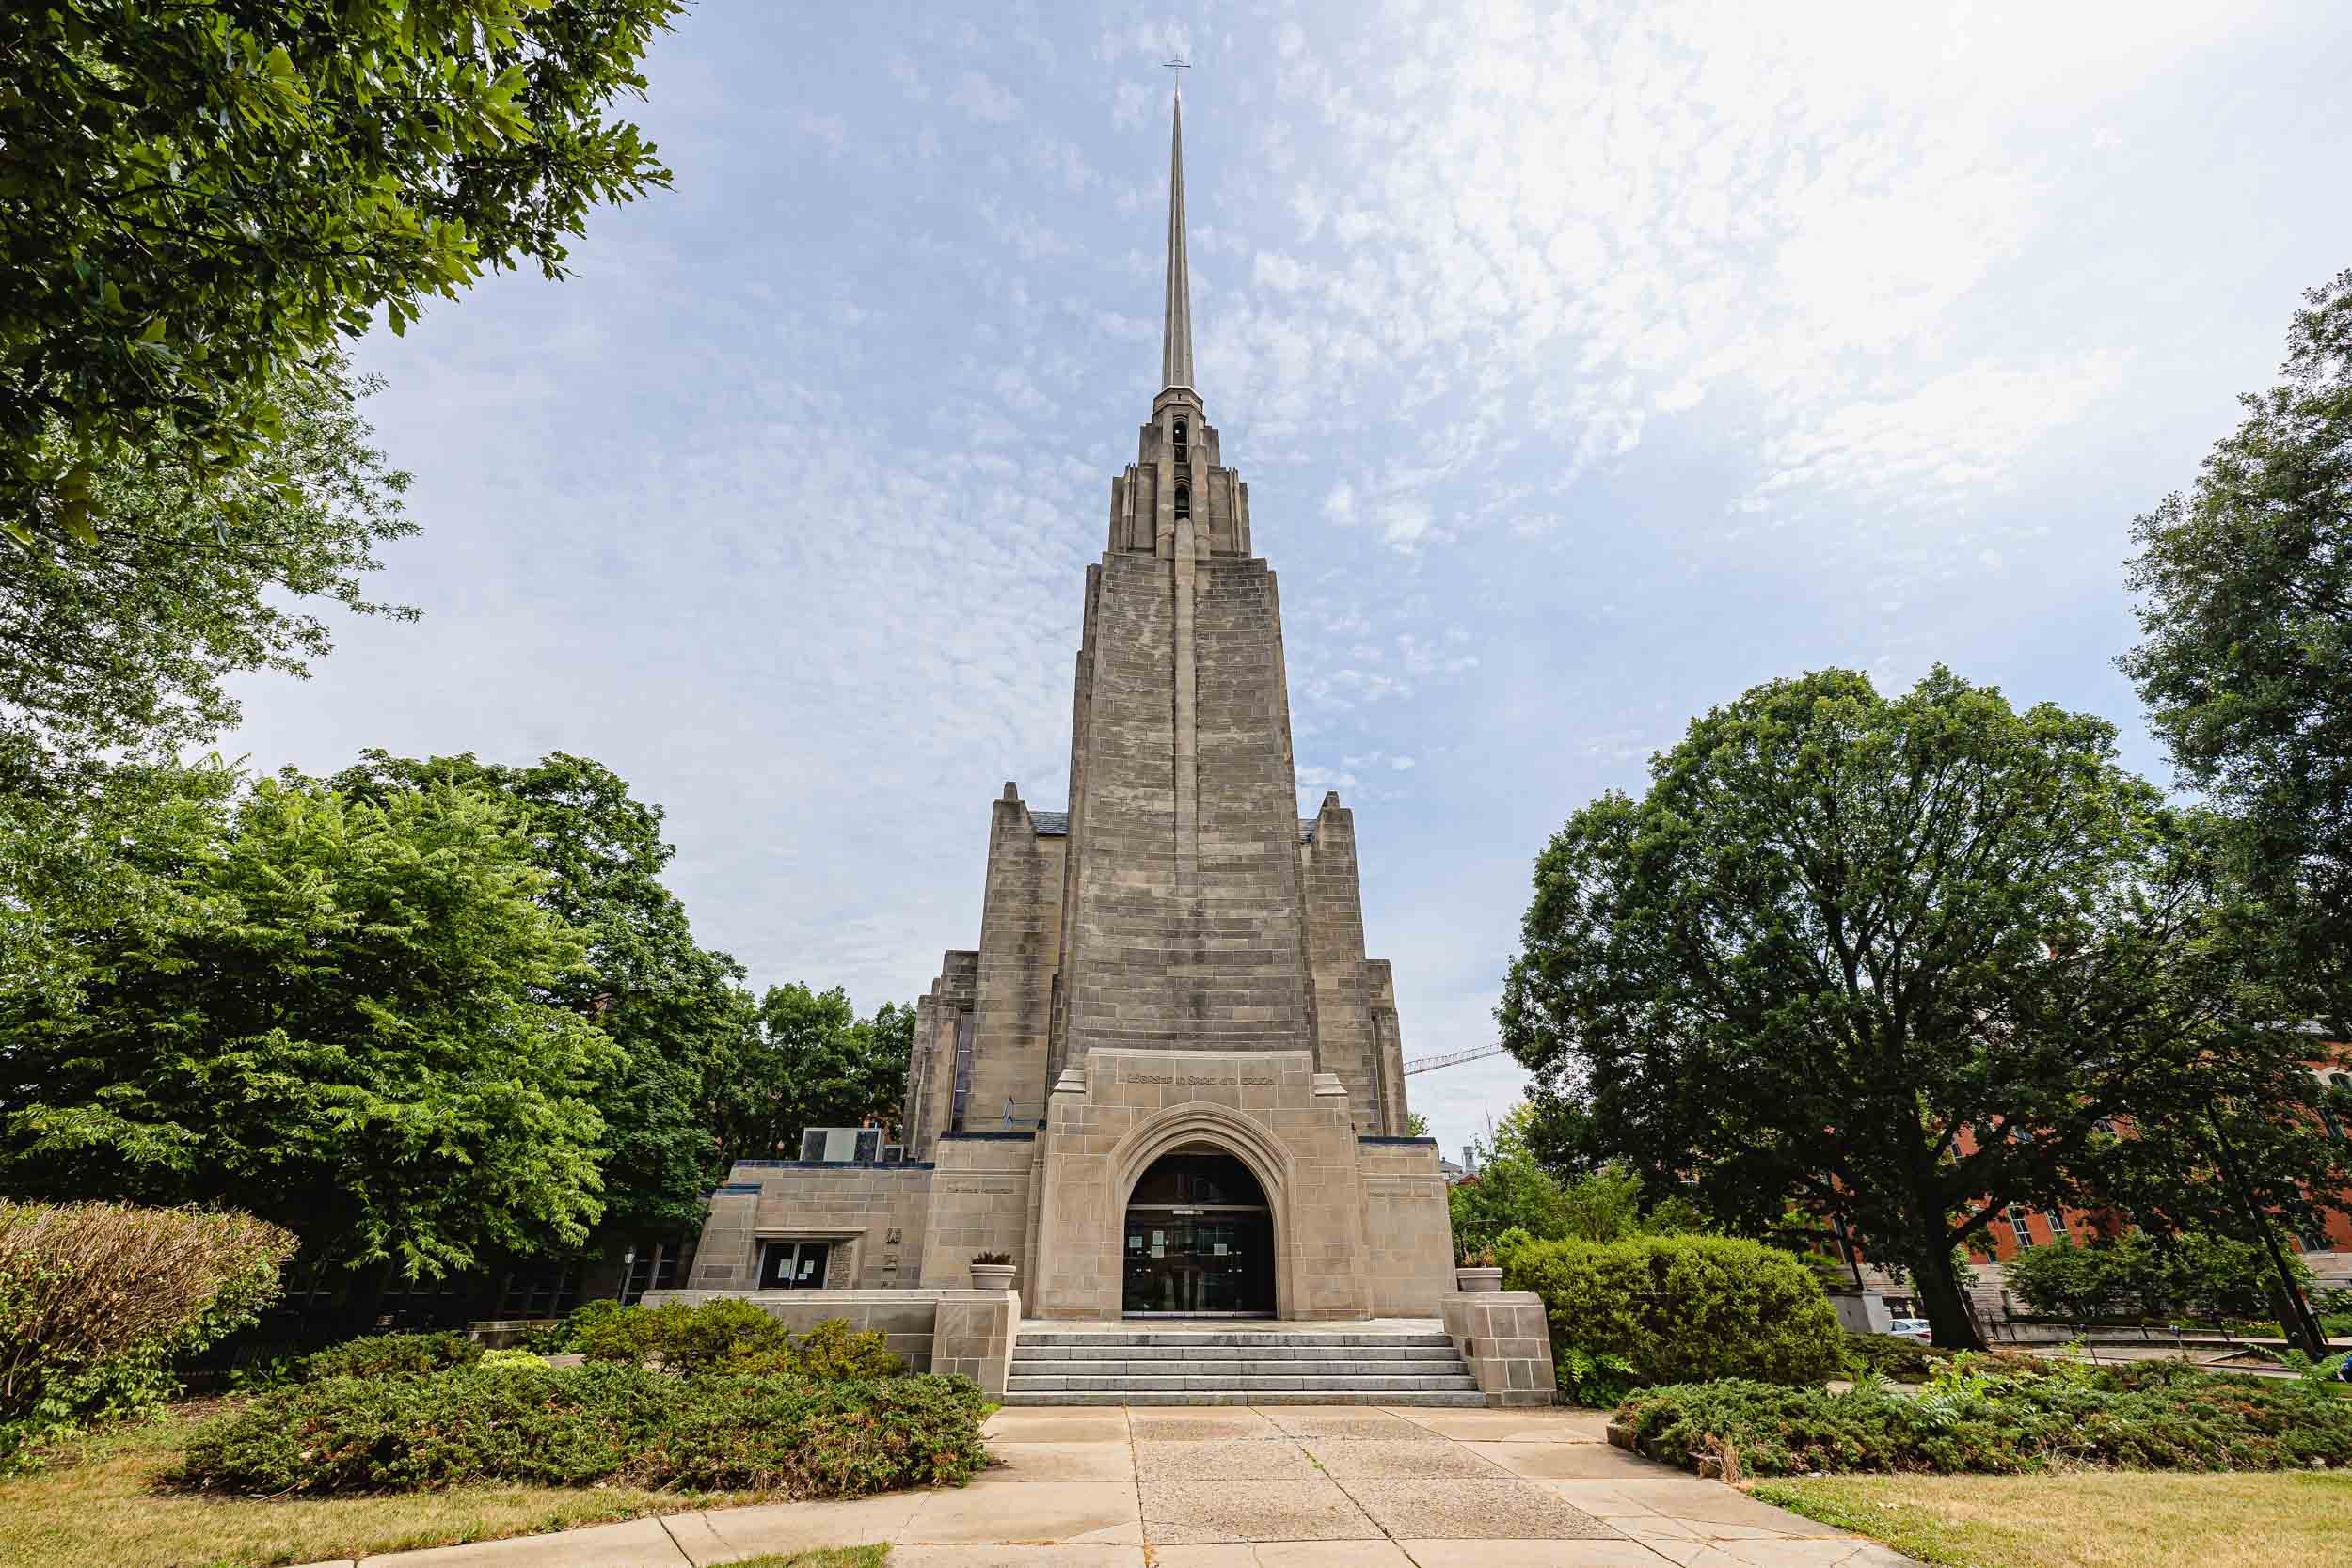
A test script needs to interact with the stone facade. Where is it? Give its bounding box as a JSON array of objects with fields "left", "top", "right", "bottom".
[{"left": 680, "top": 88, "right": 1457, "bottom": 1353}]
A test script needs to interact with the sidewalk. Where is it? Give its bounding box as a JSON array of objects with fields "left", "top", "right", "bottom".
[{"left": 297, "top": 1403, "right": 1917, "bottom": 1568}]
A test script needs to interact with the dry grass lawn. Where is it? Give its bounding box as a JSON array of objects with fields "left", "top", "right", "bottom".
[
  {"left": 1756, "top": 1470, "right": 2352, "bottom": 1568},
  {"left": 0, "top": 1403, "right": 787, "bottom": 1568}
]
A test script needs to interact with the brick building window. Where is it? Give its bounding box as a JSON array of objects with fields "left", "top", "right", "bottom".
[
  {"left": 1173, "top": 483, "right": 1190, "bottom": 520},
  {"left": 2008, "top": 1208, "right": 2035, "bottom": 1250}
]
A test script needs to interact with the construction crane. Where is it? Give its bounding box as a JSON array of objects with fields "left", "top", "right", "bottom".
[{"left": 1402, "top": 1043, "right": 1509, "bottom": 1076}]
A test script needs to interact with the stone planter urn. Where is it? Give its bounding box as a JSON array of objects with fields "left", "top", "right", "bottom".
[
  {"left": 1455, "top": 1266, "right": 1504, "bottom": 1293},
  {"left": 969, "top": 1261, "right": 1017, "bottom": 1292}
]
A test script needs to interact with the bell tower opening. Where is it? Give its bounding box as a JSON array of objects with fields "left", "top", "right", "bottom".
[{"left": 1121, "top": 1144, "right": 1275, "bottom": 1317}]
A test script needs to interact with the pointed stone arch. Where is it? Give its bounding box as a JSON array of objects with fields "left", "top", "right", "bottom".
[{"left": 1110, "top": 1101, "right": 1296, "bottom": 1318}]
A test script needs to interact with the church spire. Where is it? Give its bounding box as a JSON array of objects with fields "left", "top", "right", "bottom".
[{"left": 1161, "top": 82, "right": 1194, "bottom": 392}]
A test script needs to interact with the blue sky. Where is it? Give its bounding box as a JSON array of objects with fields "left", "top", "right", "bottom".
[{"left": 224, "top": 2, "right": 2352, "bottom": 1162}]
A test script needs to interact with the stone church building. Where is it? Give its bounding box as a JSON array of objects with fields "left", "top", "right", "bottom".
[{"left": 681, "top": 91, "right": 1460, "bottom": 1326}]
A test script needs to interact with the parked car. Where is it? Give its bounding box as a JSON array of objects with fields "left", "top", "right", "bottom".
[{"left": 1887, "top": 1317, "right": 1932, "bottom": 1343}]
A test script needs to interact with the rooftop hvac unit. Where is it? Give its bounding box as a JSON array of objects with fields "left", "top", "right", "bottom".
[{"left": 798, "top": 1127, "right": 885, "bottom": 1164}]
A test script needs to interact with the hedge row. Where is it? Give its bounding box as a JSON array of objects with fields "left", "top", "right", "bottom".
[
  {"left": 1498, "top": 1229, "right": 1849, "bottom": 1390},
  {"left": 176, "top": 1360, "right": 990, "bottom": 1497},
  {"left": 1619, "top": 1357, "right": 2352, "bottom": 1477}
]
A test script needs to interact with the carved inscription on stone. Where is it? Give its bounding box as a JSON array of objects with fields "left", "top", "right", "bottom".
[{"left": 1129, "top": 1072, "right": 1276, "bottom": 1085}]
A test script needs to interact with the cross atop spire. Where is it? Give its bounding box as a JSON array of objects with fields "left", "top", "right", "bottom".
[{"left": 1160, "top": 68, "right": 1194, "bottom": 393}]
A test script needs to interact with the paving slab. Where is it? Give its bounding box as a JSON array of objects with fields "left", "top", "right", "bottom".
[
  {"left": 888, "top": 1546, "right": 1145, "bottom": 1568},
  {"left": 982, "top": 1409, "right": 1131, "bottom": 1443},
  {"left": 1397, "top": 1541, "right": 1677, "bottom": 1567},
  {"left": 900, "top": 1480, "right": 1141, "bottom": 1544},
  {"left": 1128, "top": 1407, "right": 1283, "bottom": 1441},
  {"left": 1250, "top": 1544, "right": 1419, "bottom": 1568},
  {"left": 1138, "top": 1476, "right": 1383, "bottom": 1544},
  {"left": 693, "top": 1495, "right": 922, "bottom": 1563},
  {"left": 654, "top": 1514, "right": 734, "bottom": 1567},
  {"left": 1343, "top": 1478, "right": 1621, "bottom": 1541},
  {"left": 1594, "top": 1478, "right": 1847, "bottom": 1536},
  {"left": 1387, "top": 1408, "right": 1611, "bottom": 1442},
  {"left": 1639, "top": 1539, "right": 1915, "bottom": 1568},
  {"left": 1259, "top": 1406, "right": 1436, "bottom": 1439},
  {"left": 1133, "top": 1436, "right": 1323, "bottom": 1481},
  {"left": 1468, "top": 1439, "right": 1667, "bottom": 1479},
  {"left": 359, "top": 1516, "right": 688, "bottom": 1568},
  {"left": 971, "top": 1440, "right": 1139, "bottom": 1482},
  {"left": 1300, "top": 1436, "right": 1509, "bottom": 1479}
]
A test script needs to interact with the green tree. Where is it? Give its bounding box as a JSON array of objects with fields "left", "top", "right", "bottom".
[
  {"left": 0, "top": 773, "right": 614, "bottom": 1277},
  {"left": 710, "top": 983, "right": 912, "bottom": 1169},
  {"left": 0, "top": 362, "right": 414, "bottom": 798},
  {"left": 322, "top": 750, "right": 755, "bottom": 1240},
  {"left": 1, "top": 0, "right": 678, "bottom": 543},
  {"left": 2122, "top": 269, "right": 2352, "bottom": 1041},
  {"left": 1499, "top": 666, "right": 2299, "bottom": 1348}
]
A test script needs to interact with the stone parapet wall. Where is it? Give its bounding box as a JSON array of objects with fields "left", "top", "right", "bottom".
[{"left": 1441, "top": 1291, "right": 1558, "bottom": 1408}]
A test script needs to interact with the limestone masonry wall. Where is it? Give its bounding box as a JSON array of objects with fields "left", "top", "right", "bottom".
[
  {"left": 1356, "top": 1138, "right": 1459, "bottom": 1316},
  {"left": 915, "top": 1132, "right": 1036, "bottom": 1291},
  {"left": 971, "top": 789, "right": 1064, "bottom": 1132},
  {"left": 682, "top": 1163, "right": 933, "bottom": 1292},
  {"left": 1061, "top": 552, "right": 1184, "bottom": 1054},
  {"left": 1188, "top": 557, "right": 1317, "bottom": 1053}
]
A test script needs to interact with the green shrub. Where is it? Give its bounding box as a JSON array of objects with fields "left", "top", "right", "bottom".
[
  {"left": 1618, "top": 1354, "right": 2352, "bottom": 1477},
  {"left": 576, "top": 1299, "right": 898, "bottom": 1380},
  {"left": 1501, "top": 1231, "right": 1848, "bottom": 1389},
  {"left": 478, "top": 1348, "right": 549, "bottom": 1371},
  {"left": 0, "top": 1201, "right": 295, "bottom": 1470},
  {"left": 1842, "top": 1331, "right": 1957, "bottom": 1382},
  {"left": 301, "top": 1330, "right": 482, "bottom": 1382},
  {"left": 787, "top": 1319, "right": 904, "bottom": 1381},
  {"left": 175, "top": 1362, "right": 990, "bottom": 1497}
]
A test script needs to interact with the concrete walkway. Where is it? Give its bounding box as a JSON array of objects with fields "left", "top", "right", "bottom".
[{"left": 301, "top": 1404, "right": 1918, "bottom": 1568}]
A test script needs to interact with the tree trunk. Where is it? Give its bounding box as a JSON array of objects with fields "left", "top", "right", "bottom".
[
  {"left": 1911, "top": 1240, "right": 1986, "bottom": 1350},
  {"left": 2208, "top": 1115, "right": 2329, "bottom": 1354}
]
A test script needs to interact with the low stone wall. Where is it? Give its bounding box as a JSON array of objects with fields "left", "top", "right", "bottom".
[
  {"left": 640, "top": 1287, "right": 1018, "bottom": 1398},
  {"left": 1440, "top": 1291, "right": 1557, "bottom": 1408}
]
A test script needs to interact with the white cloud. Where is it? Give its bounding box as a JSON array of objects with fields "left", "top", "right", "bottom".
[{"left": 948, "top": 71, "right": 1021, "bottom": 124}]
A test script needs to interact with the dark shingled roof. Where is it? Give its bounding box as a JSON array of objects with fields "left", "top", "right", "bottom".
[{"left": 1033, "top": 811, "right": 1069, "bottom": 835}]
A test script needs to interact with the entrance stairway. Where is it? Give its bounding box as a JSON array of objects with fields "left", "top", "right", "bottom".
[{"left": 1001, "top": 1325, "right": 1486, "bottom": 1405}]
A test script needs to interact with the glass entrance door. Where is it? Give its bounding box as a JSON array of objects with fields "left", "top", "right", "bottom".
[
  {"left": 758, "top": 1240, "right": 830, "bottom": 1290},
  {"left": 1121, "top": 1148, "right": 1275, "bottom": 1316}
]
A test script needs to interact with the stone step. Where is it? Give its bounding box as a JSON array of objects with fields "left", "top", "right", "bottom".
[
  {"left": 1017, "top": 1331, "right": 1455, "bottom": 1349},
  {"left": 999, "top": 1388, "right": 1489, "bottom": 1407},
  {"left": 1009, "top": 1359, "right": 1473, "bottom": 1381},
  {"left": 1011, "top": 1344, "right": 1462, "bottom": 1365},
  {"left": 1006, "top": 1372, "right": 1480, "bottom": 1394}
]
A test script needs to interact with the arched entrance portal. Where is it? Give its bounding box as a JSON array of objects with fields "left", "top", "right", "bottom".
[{"left": 1121, "top": 1144, "right": 1276, "bottom": 1317}]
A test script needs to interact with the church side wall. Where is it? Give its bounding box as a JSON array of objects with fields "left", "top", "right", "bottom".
[
  {"left": 1299, "top": 793, "right": 1382, "bottom": 1132},
  {"left": 970, "top": 793, "right": 1064, "bottom": 1132}
]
